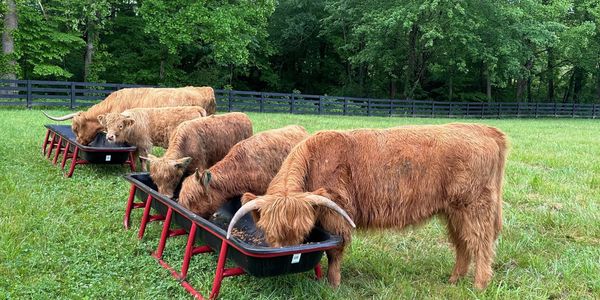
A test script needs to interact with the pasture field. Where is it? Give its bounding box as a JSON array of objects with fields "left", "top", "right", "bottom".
[{"left": 0, "top": 108, "right": 599, "bottom": 299}]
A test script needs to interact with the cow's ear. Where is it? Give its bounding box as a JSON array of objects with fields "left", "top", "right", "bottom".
[
  {"left": 97, "top": 114, "right": 106, "bottom": 126},
  {"left": 174, "top": 157, "right": 192, "bottom": 169},
  {"left": 241, "top": 192, "right": 257, "bottom": 205},
  {"left": 123, "top": 118, "right": 135, "bottom": 127}
]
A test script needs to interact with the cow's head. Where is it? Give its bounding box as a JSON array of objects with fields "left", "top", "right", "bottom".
[
  {"left": 178, "top": 169, "right": 215, "bottom": 218},
  {"left": 144, "top": 154, "right": 193, "bottom": 198},
  {"left": 97, "top": 113, "right": 134, "bottom": 143},
  {"left": 43, "top": 111, "right": 101, "bottom": 145},
  {"left": 227, "top": 189, "right": 355, "bottom": 247}
]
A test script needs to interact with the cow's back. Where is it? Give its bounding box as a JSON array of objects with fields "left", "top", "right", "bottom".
[{"left": 168, "top": 112, "right": 253, "bottom": 171}]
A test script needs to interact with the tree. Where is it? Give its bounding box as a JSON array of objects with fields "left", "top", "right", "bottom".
[{"left": 1, "top": 0, "right": 18, "bottom": 80}]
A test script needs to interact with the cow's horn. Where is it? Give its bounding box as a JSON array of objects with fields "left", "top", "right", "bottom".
[
  {"left": 42, "top": 111, "right": 79, "bottom": 121},
  {"left": 227, "top": 199, "right": 264, "bottom": 239},
  {"left": 307, "top": 195, "right": 356, "bottom": 228}
]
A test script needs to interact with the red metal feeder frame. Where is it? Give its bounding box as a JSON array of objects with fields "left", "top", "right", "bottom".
[
  {"left": 42, "top": 125, "right": 137, "bottom": 177},
  {"left": 124, "top": 173, "right": 342, "bottom": 299}
]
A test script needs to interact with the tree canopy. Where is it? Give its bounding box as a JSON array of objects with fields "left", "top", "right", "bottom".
[{"left": 1, "top": 0, "right": 599, "bottom": 103}]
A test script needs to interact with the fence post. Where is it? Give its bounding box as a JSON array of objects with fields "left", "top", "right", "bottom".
[
  {"left": 228, "top": 90, "right": 233, "bottom": 112},
  {"left": 411, "top": 101, "right": 415, "bottom": 117},
  {"left": 290, "top": 94, "right": 295, "bottom": 114},
  {"left": 497, "top": 103, "right": 501, "bottom": 118},
  {"left": 517, "top": 102, "right": 521, "bottom": 117},
  {"left": 572, "top": 103, "right": 576, "bottom": 118},
  {"left": 465, "top": 103, "right": 469, "bottom": 117},
  {"left": 70, "top": 81, "right": 76, "bottom": 109},
  {"left": 535, "top": 102, "right": 539, "bottom": 118},
  {"left": 259, "top": 92, "right": 264, "bottom": 113},
  {"left": 318, "top": 96, "right": 323, "bottom": 114},
  {"left": 26, "top": 79, "right": 32, "bottom": 109},
  {"left": 431, "top": 102, "right": 435, "bottom": 117},
  {"left": 343, "top": 97, "right": 348, "bottom": 116},
  {"left": 593, "top": 104, "right": 597, "bottom": 119},
  {"left": 481, "top": 103, "right": 485, "bottom": 118},
  {"left": 367, "top": 99, "right": 371, "bottom": 116},
  {"left": 389, "top": 99, "right": 393, "bottom": 117},
  {"left": 448, "top": 103, "right": 452, "bottom": 117},
  {"left": 554, "top": 102, "right": 558, "bottom": 117}
]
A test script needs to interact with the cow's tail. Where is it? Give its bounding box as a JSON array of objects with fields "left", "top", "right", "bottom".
[{"left": 487, "top": 126, "right": 509, "bottom": 239}]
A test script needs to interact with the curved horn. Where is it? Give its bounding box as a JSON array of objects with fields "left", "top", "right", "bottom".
[
  {"left": 306, "top": 195, "right": 356, "bottom": 228},
  {"left": 42, "top": 111, "right": 79, "bottom": 121},
  {"left": 226, "top": 199, "right": 264, "bottom": 239}
]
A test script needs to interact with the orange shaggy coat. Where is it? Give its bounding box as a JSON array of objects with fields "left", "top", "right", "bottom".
[
  {"left": 240, "top": 123, "right": 508, "bottom": 290},
  {"left": 98, "top": 106, "right": 207, "bottom": 170},
  {"left": 148, "top": 112, "right": 253, "bottom": 198},
  {"left": 56, "top": 86, "right": 215, "bottom": 145},
  {"left": 178, "top": 125, "right": 309, "bottom": 218}
]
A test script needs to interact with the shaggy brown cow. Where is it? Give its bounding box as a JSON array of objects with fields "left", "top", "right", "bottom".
[
  {"left": 178, "top": 125, "right": 309, "bottom": 218},
  {"left": 228, "top": 123, "right": 508, "bottom": 290},
  {"left": 43, "top": 86, "right": 216, "bottom": 145},
  {"left": 97, "top": 106, "right": 207, "bottom": 171},
  {"left": 145, "top": 112, "right": 253, "bottom": 198}
]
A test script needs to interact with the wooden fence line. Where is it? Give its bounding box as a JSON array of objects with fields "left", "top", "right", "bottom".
[{"left": 0, "top": 79, "right": 597, "bottom": 119}]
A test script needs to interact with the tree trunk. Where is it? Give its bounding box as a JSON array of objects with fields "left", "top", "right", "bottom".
[
  {"left": 527, "top": 76, "right": 532, "bottom": 103},
  {"left": 596, "top": 66, "right": 600, "bottom": 102},
  {"left": 390, "top": 79, "right": 397, "bottom": 98},
  {"left": 572, "top": 66, "right": 584, "bottom": 103},
  {"left": 485, "top": 65, "right": 492, "bottom": 102},
  {"left": 159, "top": 59, "right": 165, "bottom": 80},
  {"left": 448, "top": 74, "right": 453, "bottom": 101},
  {"left": 547, "top": 48, "right": 555, "bottom": 102},
  {"left": 403, "top": 23, "right": 419, "bottom": 99},
  {"left": 516, "top": 79, "right": 525, "bottom": 102},
  {"left": 563, "top": 70, "right": 575, "bottom": 103},
  {"left": 2, "top": 0, "right": 17, "bottom": 80},
  {"left": 83, "top": 21, "right": 96, "bottom": 82}
]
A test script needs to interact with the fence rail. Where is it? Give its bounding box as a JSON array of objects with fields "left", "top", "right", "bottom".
[{"left": 1, "top": 79, "right": 598, "bottom": 119}]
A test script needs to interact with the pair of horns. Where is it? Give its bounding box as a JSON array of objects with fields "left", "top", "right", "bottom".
[
  {"left": 226, "top": 194, "right": 356, "bottom": 239},
  {"left": 42, "top": 111, "right": 81, "bottom": 121}
]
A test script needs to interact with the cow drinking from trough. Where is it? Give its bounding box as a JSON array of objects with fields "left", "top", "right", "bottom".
[
  {"left": 98, "top": 106, "right": 207, "bottom": 171},
  {"left": 228, "top": 123, "right": 508, "bottom": 290},
  {"left": 43, "top": 86, "right": 216, "bottom": 145},
  {"left": 144, "top": 112, "right": 253, "bottom": 199},
  {"left": 178, "top": 125, "right": 309, "bottom": 218}
]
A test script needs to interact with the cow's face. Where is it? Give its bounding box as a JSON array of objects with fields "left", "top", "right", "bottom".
[
  {"left": 178, "top": 169, "right": 213, "bottom": 217},
  {"left": 241, "top": 192, "right": 317, "bottom": 247},
  {"left": 72, "top": 113, "right": 102, "bottom": 145},
  {"left": 147, "top": 155, "right": 192, "bottom": 198},
  {"left": 97, "top": 113, "right": 134, "bottom": 143}
]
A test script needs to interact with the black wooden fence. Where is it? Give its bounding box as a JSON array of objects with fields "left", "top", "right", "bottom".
[{"left": 1, "top": 79, "right": 599, "bottom": 118}]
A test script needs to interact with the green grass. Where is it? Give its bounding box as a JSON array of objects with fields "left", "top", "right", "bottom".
[{"left": 1, "top": 108, "right": 599, "bottom": 299}]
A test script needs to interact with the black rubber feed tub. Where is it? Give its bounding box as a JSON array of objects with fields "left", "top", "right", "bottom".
[
  {"left": 45, "top": 124, "right": 136, "bottom": 163},
  {"left": 124, "top": 172, "right": 343, "bottom": 277}
]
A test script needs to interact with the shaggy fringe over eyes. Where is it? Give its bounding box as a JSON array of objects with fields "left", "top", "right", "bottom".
[{"left": 259, "top": 195, "right": 317, "bottom": 246}]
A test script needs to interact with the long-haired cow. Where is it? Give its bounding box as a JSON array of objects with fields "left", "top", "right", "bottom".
[
  {"left": 145, "top": 112, "right": 253, "bottom": 198},
  {"left": 43, "top": 86, "right": 216, "bottom": 145},
  {"left": 228, "top": 123, "right": 508, "bottom": 290},
  {"left": 178, "top": 125, "right": 309, "bottom": 218},
  {"left": 98, "top": 106, "right": 207, "bottom": 171}
]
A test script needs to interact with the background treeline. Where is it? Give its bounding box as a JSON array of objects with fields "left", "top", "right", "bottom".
[{"left": 1, "top": 0, "right": 599, "bottom": 103}]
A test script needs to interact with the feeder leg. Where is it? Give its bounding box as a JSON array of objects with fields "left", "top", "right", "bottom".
[
  {"left": 179, "top": 223, "right": 198, "bottom": 280},
  {"left": 52, "top": 136, "right": 63, "bottom": 164},
  {"left": 210, "top": 240, "right": 229, "bottom": 300},
  {"left": 65, "top": 146, "right": 79, "bottom": 178},
  {"left": 314, "top": 264, "right": 323, "bottom": 279},
  {"left": 46, "top": 132, "right": 57, "bottom": 159},
  {"left": 60, "top": 142, "right": 70, "bottom": 169},
  {"left": 123, "top": 184, "right": 137, "bottom": 229},
  {"left": 42, "top": 129, "right": 50, "bottom": 155},
  {"left": 153, "top": 207, "right": 174, "bottom": 259},
  {"left": 127, "top": 152, "right": 136, "bottom": 172},
  {"left": 138, "top": 195, "right": 153, "bottom": 239}
]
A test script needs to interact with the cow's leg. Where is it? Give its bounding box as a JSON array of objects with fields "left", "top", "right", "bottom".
[
  {"left": 462, "top": 191, "right": 498, "bottom": 290},
  {"left": 325, "top": 247, "right": 344, "bottom": 287},
  {"left": 446, "top": 214, "right": 471, "bottom": 284},
  {"left": 137, "top": 149, "right": 147, "bottom": 172}
]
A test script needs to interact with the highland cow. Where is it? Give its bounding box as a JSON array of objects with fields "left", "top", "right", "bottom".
[
  {"left": 145, "top": 112, "right": 253, "bottom": 198},
  {"left": 228, "top": 123, "right": 508, "bottom": 290},
  {"left": 43, "top": 86, "right": 216, "bottom": 145},
  {"left": 98, "top": 106, "right": 207, "bottom": 171},
  {"left": 178, "top": 125, "right": 309, "bottom": 218}
]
